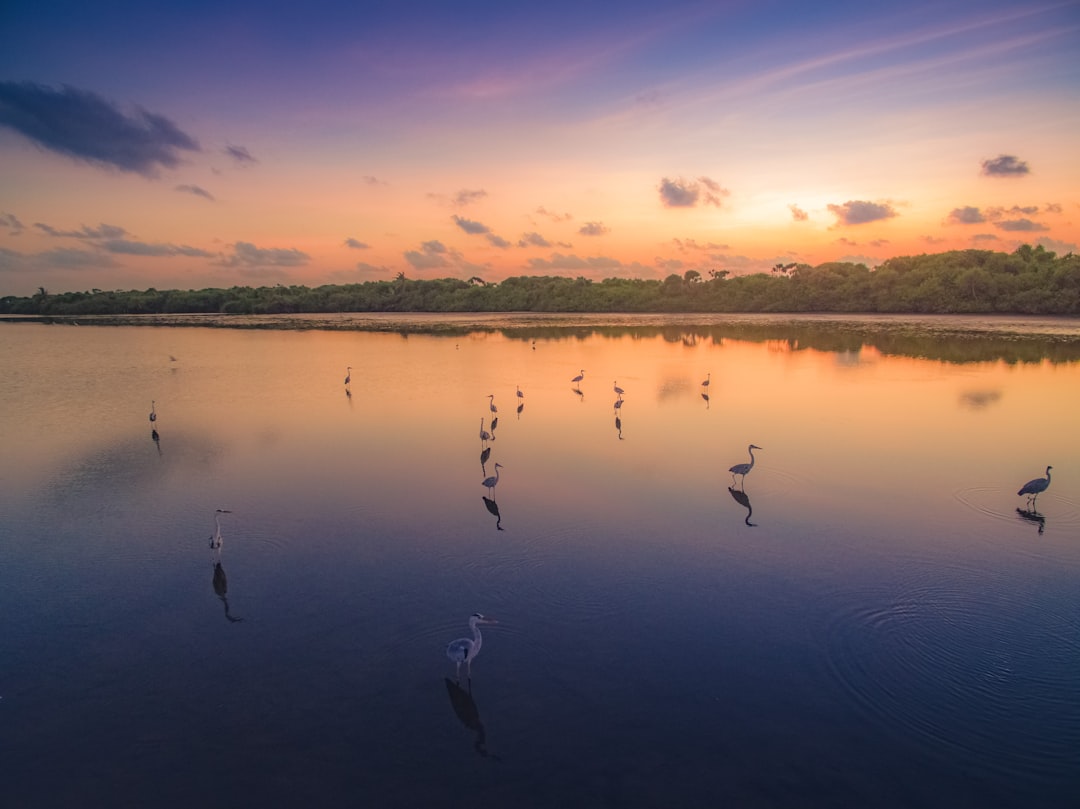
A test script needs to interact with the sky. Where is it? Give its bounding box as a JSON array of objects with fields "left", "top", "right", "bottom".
[{"left": 1, "top": 0, "right": 1078, "bottom": 296}]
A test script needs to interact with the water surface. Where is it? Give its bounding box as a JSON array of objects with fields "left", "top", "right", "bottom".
[{"left": 1, "top": 316, "right": 1078, "bottom": 808}]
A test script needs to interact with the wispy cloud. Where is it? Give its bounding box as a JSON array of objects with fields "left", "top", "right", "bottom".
[
  {"left": 344, "top": 238, "right": 370, "bottom": 249},
  {"left": 535, "top": 206, "right": 572, "bottom": 222},
  {"left": 827, "top": 200, "right": 898, "bottom": 226},
  {"left": 0, "top": 81, "right": 199, "bottom": 176},
  {"left": 946, "top": 206, "right": 986, "bottom": 224},
  {"left": 35, "top": 222, "right": 127, "bottom": 239},
  {"left": 223, "top": 144, "right": 257, "bottom": 165},
  {"left": 517, "top": 232, "right": 552, "bottom": 248},
  {"left": 578, "top": 222, "right": 610, "bottom": 236},
  {"left": 994, "top": 218, "right": 1048, "bottom": 232},
  {"left": 452, "top": 214, "right": 491, "bottom": 235},
  {"left": 217, "top": 241, "right": 309, "bottom": 267},
  {"left": 175, "top": 184, "right": 215, "bottom": 201},
  {"left": 101, "top": 239, "right": 214, "bottom": 257},
  {"left": 658, "top": 176, "right": 728, "bottom": 208},
  {"left": 789, "top": 204, "right": 809, "bottom": 222},
  {"left": 1, "top": 212, "right": 26, "bottom": 234},
  {"left": 0, "top": 246, "right": 116, "bottom": 272},
  {"left": 981, "top": 154, "right": 1029, "bottom": 177}
]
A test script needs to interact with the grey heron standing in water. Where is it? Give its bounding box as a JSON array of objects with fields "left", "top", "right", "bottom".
[
  {"left": 571, "top": 370, "right": 585, "bottom": 386},
  {"left": 1017, "top": 465, "right": 1052, "bottom": 505},
  {"left": 149, "top": 401, "right": 157, "bottom": 424},
  {"left": 209, "top": 509, "right": 232, "bottom": 554},
  {"left": 344, "top": 366, "right": 352, "bottom": 386},
  {"left": 446, "top": 613, "right": 498, "bottom": 681},
  {"left": 729, "top": 444, "right": 762, "bottom": 485},
  {"left": 487, "top": 394, "right": 498, "bottom": 415},
  {"left": 482, "top": 463, "right": 503, "bottom": 491}
]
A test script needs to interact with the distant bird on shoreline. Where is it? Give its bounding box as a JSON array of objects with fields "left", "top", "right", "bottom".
[
  {"left": 729, "top": 444, "right": 762, "bottom": 485},
  {"left": 571, "top": 369, "right": 585, "bottom": 386},
  {"left": 1017, "top": 465, "right": 1052, "bottom": 505}
]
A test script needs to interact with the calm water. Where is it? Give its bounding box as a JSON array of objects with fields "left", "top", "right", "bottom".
[{"left": 2, "top": 316, "right": 1078, "bottom": 808}]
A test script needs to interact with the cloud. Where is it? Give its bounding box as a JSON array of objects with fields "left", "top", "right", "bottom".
[
  {"left": 217, "top": 241, "right": 309, "bottom": 267},
  {"left": 517, "top": 232, "right": 552, "bottom": 248},
  {"left": 101, "top": 239, "right": 214, "bottom": 257},
  {"left": 451, "top": 214, "right": 491, "bottom": 235},
  {"left": 659, "top": 178, "right": 699, "bottom": 207},
  {"left": 344, "top": 238, "right": 370, "bottom": 249},
  {"left": 578, "top": 221, "right": 609, "bottom": 236},
  {"left": 223, "top": 144, "right": 257, "bottom": 165},
  {"left": 175, "top": 184, "right": 214, "bottom": 201},
  {"left": 362, "top": 175, "right": 385, "bottom": 186},
  {"left": 994, "top": 218, "right": 1048, "bottom": 232},
  {"left": 670, "top": 238, "right": 731, "bottom": 252},
  {"left": 658, "top": 176, "right": 730, "bottom": 208},
  {"left": 972, "top": 233, "right": 999, "bottom": 242},
  {"left": 827, "top": 200, "right": 898, "bottom": 226},
  {"left": 946, "top": 206, "right": 985, "bottom": 224},
  {"left": 789, "top": 204, "right": 809, "bottom": 222},
  {"left": 35, "top": 222, "right": 128, "bottom": 239},
  {"left": 454, "top": 189, "right": 488, "bottom": 207},
  {"left": 0, "top": 246, "right": 116, "bottom": 272},
  {"left": 1, "top": 212, "right": 25, "bottom": 234},
  {"left": 869, "top": 239, "right": 891, "bottom": 248},
  {"left": 0, "top": 81, "right": 200, "bottom": 176},
  {"left": 485, "top": 233, "right": 511, "bottom": 249},
  {"left": 981, "top": 154, "right": 1030, "bottom": 177},
  {"left": 404, "top": 239, "right": 452, "bottom": 270},
  {"left": 535, "top": 206, "right": 572, "bottom": 222}
]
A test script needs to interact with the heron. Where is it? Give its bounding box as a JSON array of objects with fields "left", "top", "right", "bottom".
[
  {"left": 614, "top": 381, "right": 625, "bottom": 397},
  {"left": 729, "top": 444, "right": 762, "bottom": 484},
  {"left": 209, "top": 509, "right": 232, "bottom": 553},
  {"left": 481, "top": 463, "right": 503, "bottom": 491},
  {"left": 701, "top": 373, "right": 711, "bottom": 388},
  {"left": 516, "top": 385, "right": 524, "bottom": 399},
  {"left": 479, "top": 418, "right": 491, "bottom": 443},
  {"left": 571, "top": 369, "right": 585, "bottom": 386},
  {"left": 488, "top": 394, "right": 498, "bottom": 415},
  {"left": 446, "top": 613, "right": 498, "bottom": 681},
  {"left": 149, "top": 401, "right": 157, "bottom": 424},
  {"left": 1017, "top": 465, "right": 1052, "bottom": 505},
  {"left": 344, "top": 366, "right": 352, "bottom": 386}
]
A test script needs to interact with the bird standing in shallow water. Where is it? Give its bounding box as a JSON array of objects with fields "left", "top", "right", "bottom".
[
  {"left": 344, "top": 366, "right": 351, "bottom": 386},
  {"left": 482, "top": 463, "right": 503, "bottom": 491},
  {"left": 487, "top": 394, "right": 498, "bottom": 415},
  {"left": 571, "top": 369, "right": 585, "bottom": 386},
  {"left": 446, "top": 613, "right": 498, "bottom": 681},
  {"left": 729, "top": 444, "right": 762, "bottom": 485},
  {"left": 1017, "top": 465, "right": 1052, "bottom": 505},
  {"left": 701, "top": 373, "right": 711, "bottom": 388},
  {"left": 613, "top": 381, "right": 625, "bottom": 397},
  {"left": 149, "top": 401, "right": 157, "bottom": 424}
]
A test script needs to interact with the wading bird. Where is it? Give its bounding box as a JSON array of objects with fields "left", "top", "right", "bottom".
[
  {"left": 446, "top": 613, "right": 498, "bottom": 681},
  {"left": 701, "top": 373, "right": 711, "bottom": 388},
  {"left": 209, "top": 509, "right": 232, "bottom": 554},
  {"left": 1017, "top": 465, "right": 1052, "bottom": 505},
  {"left": 613, "top": 381, "right": 625, "bottom": 397},
  {"left": 571, "top": 370, "right": 585, "bottom": 386},
  {"left": 516, "top": 386, "right": 524, "bottom": 399},
  {"left": 479, "top": 418, "right": 491, "bottom": 443},
  {"left": 149, "top": 401, "right": 157, "bottom": 424},
  {"left": 488, "top": 394, "right": 498, "bottom": 415},
  {"left": 729, "top": 444, "right": 762, "bottom": 485},
  {"left": 344, "top": 366, "right": 352, "bottom": 386},
  {"left": 482, "top": 463, "right": 503, "bottom": 491}
]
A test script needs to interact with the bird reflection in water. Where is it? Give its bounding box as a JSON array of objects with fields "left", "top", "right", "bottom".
[
  {"left": 482, "top": 495, "right": 504, "bottom": 530},
  {"left": 701, "top": 391, "right": 710, "bottom": 409},
  {"left": 614, "top": 414, "right": 623, "bottom": 440},
  {"left": 151, "top": 428, "right": 161, "bottom": 454},
  {"left": 1015, "top": 507, "right": 1046, "bottom": 535},
  {"left": 444, "top": 678, "right": 501, "bottom": 761},
  {"left": 208, "top": 509, "right": 243, "bottom": 623},
  {"left": 728, "top": 486, "right": 757, "bottom": 527},
  {"left": 480, "top": 445, "right": 492, "bottom": 475}
]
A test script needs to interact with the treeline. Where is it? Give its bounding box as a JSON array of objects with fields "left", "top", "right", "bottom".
[{"left": 3, "top": 245, "right": 1078, "bottom": 316}]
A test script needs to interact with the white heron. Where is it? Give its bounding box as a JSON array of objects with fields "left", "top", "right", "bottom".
[
  {"left": 149, "top": 401, "right": 157, "bottom": 424},
  {"left": 479, "top": 418, "right": 491, "bottom": 443},
  {"left": 613, "top": 381, "right": 625, "bottom": 397},
  {"left": 481, "top": 463, "right": 503, "bottom": 490},
  {"left": 344, "top": 366, "right": 352, "bottom": 385},
  {"left": 487, "top": 394, "right": 498, "bottom": 415},
  {"left": 209, "top": 509, "right": 232, "bottom": 553},
  {"left": 1017, "top": 465, "right": 1052, "bottom": 504},
  {"left": 701, "top": 373, "right": 711, "bottom": 388},
  {"left": 571, "top": 369, "right": 585, "bottom": 386},
  {"left": 446, "top": 613, "right": 498, "bottom": 681},
  {"left": 729, "top": 444, "right": 762, "bottom": 484}
]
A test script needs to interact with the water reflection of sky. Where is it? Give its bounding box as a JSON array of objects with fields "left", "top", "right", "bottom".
[{"left": 2, "top": 319, "right": 1079, "bottom": 807}]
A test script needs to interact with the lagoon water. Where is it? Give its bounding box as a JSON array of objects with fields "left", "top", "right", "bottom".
[{"left": 2, "top": 314, "right": 1079, "bottom": 808}]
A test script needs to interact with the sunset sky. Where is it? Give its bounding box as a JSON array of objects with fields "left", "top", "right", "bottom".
[{"left": 1, "top": 0, "right": 1078, "bottom": 296}]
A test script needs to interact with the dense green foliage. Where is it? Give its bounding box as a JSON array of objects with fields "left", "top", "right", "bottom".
[{"left": 3, "top": 246, "right": 1078, "bottom": 316}]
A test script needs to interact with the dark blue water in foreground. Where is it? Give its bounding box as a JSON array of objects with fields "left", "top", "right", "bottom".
[{"left": 2, "top": 317, "right": 1078, "bottom": 808}]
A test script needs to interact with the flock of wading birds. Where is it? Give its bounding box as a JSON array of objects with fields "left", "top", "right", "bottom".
[{"left": 147, "top": 365, "right": 1056, "bottom": 683}]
